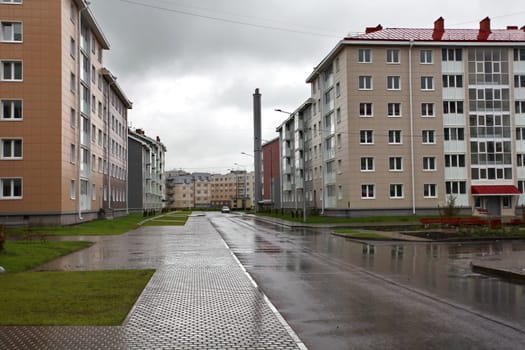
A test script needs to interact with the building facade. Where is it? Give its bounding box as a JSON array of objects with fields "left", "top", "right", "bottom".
[
  {"left": 210, "top": 171, "right": 254, "bottom": 210},
  {"left": 282, "top": 17, "right": 525, "bottom": 217},
  {"left": 165, "top": 171, "right": 212, "bottom": 209},
  {"left": 0, "top": 0, "right": 131, "bottom": 225},
  {"left": 262, "top": 138, "right": 281, "bottom": 208},
  {"left": 128, "top": 129, "right": 166, "bottom": 213}
]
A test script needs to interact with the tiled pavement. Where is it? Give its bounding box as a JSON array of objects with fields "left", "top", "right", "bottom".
[{"left": 0, "top": 215, "right": 306, "bottom": 349}]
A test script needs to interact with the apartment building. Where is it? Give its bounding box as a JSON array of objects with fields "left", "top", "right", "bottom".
[
  {"left": 282, "top": 17, "right": 525, "bottom": 217},
  {"left": 262, "top": 138, "right": 281, "bottom": 207},
  {"left": 165, "top": 171, "right": 212, "bottom": 209},
  {"left": 128, "top": 129, "right": 166, "bottom": 213},
  {"left": 211, "top": 171, "right": 254, "bottom": 210},
  {"left": 0, "top": 0, "right": 132, "bottom": 225}
]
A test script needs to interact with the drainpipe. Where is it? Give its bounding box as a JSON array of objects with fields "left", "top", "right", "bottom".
[{"left": 409, "top": 39, "right": 416, "bottom": 214}]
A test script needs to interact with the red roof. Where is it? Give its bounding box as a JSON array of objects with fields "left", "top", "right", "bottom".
[
  {"left": 471, "top": 185, "right": 521, "bottom": 195},
  {"left": 346, "top": 28, "right": 525, "bottom": 42}
]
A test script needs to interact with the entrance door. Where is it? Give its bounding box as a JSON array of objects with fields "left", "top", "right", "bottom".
[{"left": 486, "top": 197, "right": 501, "bottom": 216}]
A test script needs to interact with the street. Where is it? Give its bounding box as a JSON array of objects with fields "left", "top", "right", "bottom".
[{"left": 210, "top": 213, "right": 525, "bottom": 350}]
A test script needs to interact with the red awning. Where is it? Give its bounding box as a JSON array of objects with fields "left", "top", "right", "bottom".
[{"left": 471, "top": 185, "right": 522, "bottom": 196}]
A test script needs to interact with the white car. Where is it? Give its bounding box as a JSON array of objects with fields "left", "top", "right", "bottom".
[{"left": 221, "top": 206, "right": 230, "bottom": 213}]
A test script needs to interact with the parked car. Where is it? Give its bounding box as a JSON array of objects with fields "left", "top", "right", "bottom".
[{"left": 221, "top": 206, "right": 230, "bottom": 213}]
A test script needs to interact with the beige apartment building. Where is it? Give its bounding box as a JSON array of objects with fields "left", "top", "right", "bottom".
[
  {"left": 0, "top": 0, "right": 131, "bottom": 225},
  {"left": 280, "top": 17, "right": 525, "bottom": 217}
]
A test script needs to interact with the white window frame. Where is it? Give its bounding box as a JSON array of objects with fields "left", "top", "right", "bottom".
[
  {"left": 387, "top": 76, "right": 401, "bottom": 90},
  {"left": 387, "top": 103, "right": 401, "bottom": 117},
  {"left": 0, "top": 177, "right": 22, "bottom": 199},
  {"left": 0, "top": 0, "right": 23, "bottom": 3},
  {"left": 360, "top": 130, "right": 374, "bottom": 144},
  {"left": 443, "top": 74, "right": 463, "bottom": 88},
  {"left": 421, "top": 103, "right": 435, "bottom": 117},
  {"left": 1, "top": 138, "right": 22, "bottom": 159},
  {"left": 515, "top": 48, "right": 525, "bottom": 62},
  {"left": 421, "top": 76, "right": 434, "bottom": 91},
  {"left": 358, "top": 76, "right": 373, "bottom": 90},
  {"left": 422, "top": 130, "right": 436, "bottom": 144},
  {"left": 423, "top": 157, "right": 436, "bottom": 171},
  {"left": 70, "top": 179, "right": 76, "bottom": 199},
  {"left": 360, "top": 157, "right": 374, "bottom": 172},
  {"left": 445, "top": 181, "right": 467, "bottom": 195},
  {"left": 420, "top": 50, "right": 433, "bottom": 64},
  {"left": 390, "top": 184, "right": 404, "bottom": 199},
  {"left": 361, "top": 184, "right": 375, "bottom": 199},
  {"left": 424, "top": 184, "right": 438, "bottom": 198},
  {"left": 359, "top": 102, "right": 373, "bottom": 117},
  {"left": 1, "top": 99, "right": 22, "bottom": 120},
  {"left": 1, "top": 21, "right": 22, "bottom": 42},
  {"left": 358, "top": 48, "right": 372, "bottom": 63},
  {"left": 386, "top": 49, "right": 400, "bottom": 64},
  {"left": 444, "top": 127, "right": 465, "bottom": 141},
  {"left": 443, "top": 100, "right": 464, "bottom": 114},
  {"left": 1, "top": 60, "right": 22, "bottom": 81},
  {"left": 389, "top": 156, "right": 403, "bottom": 171},
  {"left": 388, "top": 130, "right": 402, "bottom": 144},
  {"left": 445, "top": 154, "right": 466, "bottom": 168}
]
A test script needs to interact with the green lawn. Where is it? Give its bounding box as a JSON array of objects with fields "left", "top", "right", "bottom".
[
  {"left": 258, "top": 212, "right": 425, "bottom": 224},
  {"left": 142, "top": 211, "right": 191, "bottom": 226},
  {"left": 0, "top": 240, "right": 92, "bottom": 273},
  {"left": 0, "top": 269, "right": 154, "bottom": 326},
  {"left": 334, "top": 228, "right": 390, "bottom": 239}
]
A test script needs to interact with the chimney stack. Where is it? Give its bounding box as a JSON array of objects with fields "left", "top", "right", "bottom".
[
  {"left": 478, "top": 17, "right": 491, "bottom": 40},
  {"left": 433, "top": 17, "right": 445, "bottom": 40},
  {"left": 365, "top": 24, "right": 383, "bottom": 34}
]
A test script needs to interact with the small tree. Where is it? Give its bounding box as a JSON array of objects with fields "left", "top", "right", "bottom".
[
  {"left": 442, "top": 195, "right": 460, "bottom": 217},
  {"left": 0, "top": 225, "right": 5, "bottom": 253}
]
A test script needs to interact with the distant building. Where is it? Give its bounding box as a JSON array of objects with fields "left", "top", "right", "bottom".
[
  {"left": 128, "top": 129, "right": 166, "bottom": 213},
  {"left": 211, "top": 171, "right": 254, "bottom": 210},
  {"left": 164, "top": 171, "right": 212, "bottom": 209},
  {"left": 262, "top": 138, "right": 281, "bottom": 208},
  {"left": 0, "top": 0, "right": 131, "bottom": 225}
]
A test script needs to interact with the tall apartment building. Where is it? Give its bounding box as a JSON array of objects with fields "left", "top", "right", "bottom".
[
  {"left": 0, "top": 0, "right": 132, "bottom": 225},
  {"left": 262, "top": 138, "right": 281, "bottom": 207},
  {"left": 282, "top": 17, "right": 525, "bottom": 217},
  {"left": 128, "top": 129, "right": 166, "bottom": 213},
  {"left": 165, "top": 171, "right": 212, "bottom": 209},
  {"left": 211, "top": 171, "right": 254, "bottom": 210}
]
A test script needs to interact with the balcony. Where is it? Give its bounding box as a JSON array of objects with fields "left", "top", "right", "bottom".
[
  {"left": 283, "top": 181, "right": 292, "bottom": 191},
  {"left": 325, "top": 171, "right": 336, "bottom": 184}
]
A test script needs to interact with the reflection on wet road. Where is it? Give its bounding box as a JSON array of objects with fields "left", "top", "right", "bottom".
[{"left": 211, "top": 213, "right": 525, "bottom": 350}]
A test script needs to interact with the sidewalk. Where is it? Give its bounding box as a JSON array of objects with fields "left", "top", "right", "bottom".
[{"left": 0, "top": 216, "right": 306, "bottom": 349}]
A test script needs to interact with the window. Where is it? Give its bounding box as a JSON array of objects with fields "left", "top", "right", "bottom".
[
  {"left": 70, "top": 37, "right": 76, "bottom": 58},
  {"left": 335, "top": 82, "right": 340, "bottom": 97},
  {"left": 445, "top": 154, "right": 466, "bottom": 167},
  {"left": 359, "top": 103, "right": 373, "bottom": 117},
  {"left": 70, "top": 144, "right": 76, "bottom": 163},
  {"left": 421, "top": 103, "right": 434, "bottom": 117},
  {"left": 422, "top": 130, "right": 436, "bottom": 144},
  {"left": 516, "top": 101, "right": 525, "bottom": 114},
  {"left": 358, "top": 48, "right": 371, "bottom": 63},
  {"left": 361, "top": 184, "right": 375, "bottom": 199},
  {"left": 1, "top": 139, "right": 22, "bottom": 159},
  {"left": 518, "top": 127, "right": 525, "bottom": 140},
  {"left": 423, "top": 157, "right": 436, "bottom": 171},
  {"left": 444, "top": 127, "right": 465, "bottom": 141},
  {"left": 388, "top": 130, "right": 402, "bottom": 144},
  {"left": 514, "top": 75, "right": 525, "bottom": 88},
  {"left": 92, "top": 184, "right": 97, "bottom": 201},
  {"left": 387, "top": 103, "right": 401, "bottom": 117},
  {"left": 503, "top": 196, "right": 512, "bottom": 209},
  {"left": 445, "top": 181, "right": 466, "bottom": 195},
  {"left": 335, "top": 57, "right": 340, "bottom": 72},
  {"left": 515, "top": 48, "right": 525, "bottom": 61},
  {"left": 387, "top": 76, "right": 401, "bottom": 90},
  {"left": 443, "top": 100, "right": 464, "bottom": 114},
  {"left": 517, "top": 154, "right": 525, "bottom": 166},
  {"left": 1, "top": 99, "right": 22, "bottom": 120},
  {"left": 443, "top": 75, "right": 463, "bottom": 88},
  {"left": 442, "top": 48, "right": 462, "bottom": 61},
  {"left": 424, "top": 184, "right": 437, "bottom": 198},
  {"left": 421, "top": 76, "right": 434, "bottom": 90},
  {"left": 1, "top": 21, "right": 22, "bottom": 42},
  {"left": 360, "top": 157, "right": 374, "bottom": 171},
  {"left": 0, "top": 0, "right": 23, "bottom": 3},
  {"left": 360, "top": 130, "right": 373, "bottom": 144},
  {"left": 336, "top": 108, "right": 341, "bottom": 123},
  {"left": 389, "top": 157, "right": 403, "bottom": 171},
  {"left": 420, "top": 50, "right": 433, "bottom": 63},
  {"left": 390, "top": 184, "right": 403, "bottom": 198},
  {"left": 358, "top": 76, "right": 372, "bottom": 90},
  {"left": 1, "top": 60, "right": 22, "bottom": 81},
  {"left": 70, "top": 72, "right": 76, "bottom": 93},
  {"left": 386, "top": 49, "right": 400, "bottom": 63},
  {"left": 70, "top": 179, "right": 76, "bottom": 199},
  {"left": 1, "top": 178, "right": 22, "bottom": 199}
]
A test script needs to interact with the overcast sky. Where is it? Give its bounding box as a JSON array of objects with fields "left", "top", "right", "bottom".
[{"left": 90, "top": 0, "right": 525, "bottom": 174}]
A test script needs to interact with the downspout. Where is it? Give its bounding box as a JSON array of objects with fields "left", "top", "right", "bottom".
[{"left": 409, "top": 39, "right": 416, "bottom": 214}]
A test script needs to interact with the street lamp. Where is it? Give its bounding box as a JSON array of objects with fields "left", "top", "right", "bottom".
[{"left": 275, "top": 108, "right": 307, "bottom": 223}]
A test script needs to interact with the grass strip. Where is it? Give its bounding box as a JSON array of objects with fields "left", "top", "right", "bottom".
[
  {"left": 258, "top": 212, "right": 425, "bottom": 224},
  {"left": 0, "top": 241, "right": 92, "bottom": 273},
  {"left": 0, "top": 269, "right": 154, "bottom": 326},
  {"left": 334, "top": 228, "right": 389, "bottom": 239},
  {"left": 143, "top": 211, "right": 191, "bottom": 226}
]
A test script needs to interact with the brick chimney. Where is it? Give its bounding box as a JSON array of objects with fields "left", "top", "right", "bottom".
[
  {"left": 521, "top": 25, "right": 525, "bottom": 32},
  {"left": 433, "top": 17, "right": 445, "bottom": 40},
  {"left": 478, "top": 17, "right": 491, "bottom": 40},
  {"left": 365, "top": 24, "right": 383, "bottom": 34}
]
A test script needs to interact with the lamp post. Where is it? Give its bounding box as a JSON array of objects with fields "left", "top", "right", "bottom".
[{"left": 275, "top": 108, "right": 307, "bottom": 223}]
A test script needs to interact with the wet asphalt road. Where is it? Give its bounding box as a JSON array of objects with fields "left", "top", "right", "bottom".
[{"left": 211, "top": 212, "right": 525, "bottom": 350}]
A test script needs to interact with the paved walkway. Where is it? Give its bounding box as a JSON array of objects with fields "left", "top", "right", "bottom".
[{"left": 0, "top": 216, "right": 306, "bottom": 349}]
